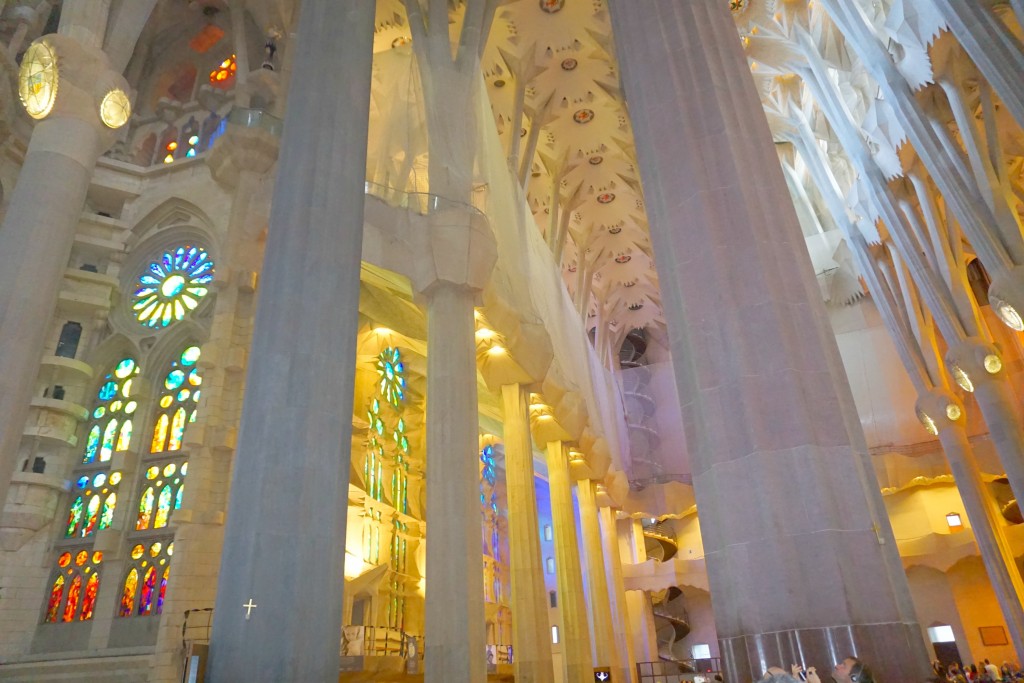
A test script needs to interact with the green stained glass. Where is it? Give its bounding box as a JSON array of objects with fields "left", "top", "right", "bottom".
[
  {"left": 82, "top": 495, "right": 101, "bottom": 537},
  {"left": 100, "top": 419, "right": 118, "bottom": 461},
  {"left": 169, "top": 408, "right": 186, "bottom": 451},
  {"left": 65, "top": 496, "right": 83, "bottom": 537},
  {"left": 93, "top": 407, "right": 106, "bottom": 419},
  {"left": 137, "top": 487, "right": 154, "bottom": 530},
  {"left": 83, "top": 425, "right": 100, "bottom": 463},
  {"left": 375, "top": 418, "right": 384, "bottom": 435},
  {"left": 375, "top": 347, "right": 406, "bottom": 405},
  {"left": 175, "top": 484, "right": 184, "bottom": 509},
  {"left": 99, "top": 493, "right": 116, "bottom": 530}
]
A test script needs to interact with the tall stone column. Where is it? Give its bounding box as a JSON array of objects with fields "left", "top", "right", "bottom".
[
  {"left": 576, "top": 479, "right": 623, "bottom": 679},
  {"left": 205, "top": 3, "right": 375, "bottom": 682},
  {"left": 545, "top": 440, "right": 593, "bottom": 683},
  {"left": 608, "top": 1, "right": 931, "bottom": 680},
  {"left": 411, "top": 201, "right": 495, "bottom": 683},
  {"left": 0, "top": 32, "right": 126, "bottom": 513},
  {"left": 599, "top": 504, "right": 638, "bottom": 683},
  {"left": 501, "top": 383, "right": 555, "bottom": 683},
  {"left": 916, "top": 390, "right": 1024, "bottom": 658},
  {"left": 423, "top": 281, "right": 486, "bottom": 683}
]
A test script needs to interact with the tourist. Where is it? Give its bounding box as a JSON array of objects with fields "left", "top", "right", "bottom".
[{"left": 985, "top": 660, "right": 1002, "bottom": 681}]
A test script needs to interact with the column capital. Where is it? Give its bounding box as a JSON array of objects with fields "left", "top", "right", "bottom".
[
  {"left": 207, "top": 113, "right": 282, "bottom": 188},
  {"left": 411, "top": 206, "right": 497, "bottom": 299},
  {"left": 18, "top": 34, "right": 130, "bottom": 153},
  {"left": 989, "top": 265, "right": 1024, "bottom": 333},
  {"left": 914, "top": 389, "right": 966, "bottom": 436},
  {"left": 945, "top": 337, "right": 1005, "bottom": 392}
]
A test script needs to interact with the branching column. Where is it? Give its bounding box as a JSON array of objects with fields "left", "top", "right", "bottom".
[
  {"left": 205, "top": 3, "right": 375, "bottom": 681},
  {"left": 500, "top": 383, "right": 554, "bottom": 683},
  {"left": 545, "top": 440, "right": 593, "bottom": 683},
  {"left": 609, "top": 1, "right": 931, "bottom": 679},
  {"left": 598, "top": 503, "right": 638, "bottom": 683}
]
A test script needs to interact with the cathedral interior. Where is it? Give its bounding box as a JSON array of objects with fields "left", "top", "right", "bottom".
[{"left": 1, "top": 1, "right": 1024, "bottom": 682}]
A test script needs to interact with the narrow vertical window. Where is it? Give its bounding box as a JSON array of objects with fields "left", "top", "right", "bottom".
[{"left": 120, "top": 568, "right": 138, "bottom": 617}]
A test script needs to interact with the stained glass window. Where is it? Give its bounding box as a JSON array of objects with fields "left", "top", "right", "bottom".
[
  {"left": 376, "top": 347, "right": 406, "bottom": 407},
  {"left": 208, "top": 54, "right": 237, "bottom": 86},
  {"left": 44, "top": 574, "right": 65, "bottom": 623},
  {"left": 44, "top": 550, "right": 102, "bottom": 623},
  {"left": 139, "top": 566, "right": 157, "bottom": 615},
  {"left": 119, "top": 568, "right": 138, "bottom": 617},
  {"left": 132, "top": 247, "right": 214, "bottom": 329},
  {"left": 82, "top": 358, "right": 139, "bottom": 464}
]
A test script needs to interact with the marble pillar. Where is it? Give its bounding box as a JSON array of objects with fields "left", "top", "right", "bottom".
[
  {"left": 608, "top": 1, "right": 932, "bottom": 680},
  {"left": 576, "top": 479, "right": 623, "bottom": 679},
  {"left": 205, "top": 3, "right": 375, "bottom": 682},
  {"left": 423, "top": 282, "right": 486, "bottom": 683},
  {"left": 545, "top": 441, "right": 593, "bottom": 683},
  {"left": 501, "top": 383, "right": 555, "bottom": 683},
  {"left": 599, "top": 505, "right": 638, "bottom": 683},
  {"left": 0, "top": 34, "right": 124, "bottom": 514}
]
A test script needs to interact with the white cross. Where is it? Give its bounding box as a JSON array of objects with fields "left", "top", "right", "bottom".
[
  {"left": 596, "top": 673, "right": 610, "bottom": 682},
  {"left": 243, "top": 599, "right": 257, "bottom": 620}
]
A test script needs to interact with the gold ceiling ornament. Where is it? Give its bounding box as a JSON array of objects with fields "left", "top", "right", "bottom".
[{"left": 729, "top": 0, "right": 751, "bottom": 15}]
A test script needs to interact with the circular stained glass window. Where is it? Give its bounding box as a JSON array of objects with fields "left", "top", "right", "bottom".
[
  {"left": 58, "top": 552, "right": 72, "bottom": 568},
  {"left": 99, "top": 88, "right": 131, "bottom": 129},
  {"left": 133, "top": 246, "right": 214, "bottom": 329},
  {"left": 75, "top": 550, "right": 89, "bottom": 566},
  {"left": 18, "top": 41, "right": 58, "bottom": 120},
  {"left": 130, "top": 544, "right": 145, "bottom": 560}
]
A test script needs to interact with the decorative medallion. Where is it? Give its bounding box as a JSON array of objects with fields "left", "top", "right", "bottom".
[
  {"left": 623, "top": 280, "right": 637, "bottom": 288},
  {"left": 391, "top": 36, "right": 411, "bottom": 48},
  {"left": 133, "top": 246, "right": 214, "bottom": 329},
  {"left": 568, "top": 264, "right": 577, "bottom": 273},
  {"left": 18, "top": 40, "right": 58, "bottom": 120},
  {"left": 597, "top": 192, "right": 616, "bottom": 204},
  {"left": 573, "top": 108, "right": 595, "bottom": 124},
  {"left": 628, "top": 303, "right": 644, "bottom": 311},
  {"left": 729, "top": 0, "right": 749, "bottom": 14},
  {"left": 608, "top": 227, "right": 622, "bottom": 234},
  {"left": 540, "top": 0, "right": 565, "bottom": 13},
  {"left": 589, "top": 155, "right": 604, "bottom": 165},
  {"left": 615, "top": 254, "right": 632, "bottom": 264},
  {"left": 561, "top": 58, "right": 578, "bottom": 71}
]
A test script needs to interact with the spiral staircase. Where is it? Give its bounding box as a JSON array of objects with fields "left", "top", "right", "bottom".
[
  {"left": 620, "top": 329, "right": 663, "bottom": 488},
  {"left": 641, "top": 520, "right": 693, "bottom": 670}
]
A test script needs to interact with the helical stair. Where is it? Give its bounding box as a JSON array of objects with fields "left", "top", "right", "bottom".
[
  {"left": 641, "top": 520, "right": 693, "bottom": 670},
  {"left": 619, "top": 329, "right": 662, "bottom": 488}
]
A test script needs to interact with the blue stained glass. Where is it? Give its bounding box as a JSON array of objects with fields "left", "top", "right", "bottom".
[
  {"left": 98, "top": 382, "right": 118, "bottom": 401},
  {"left": 76, "top": 475, "right": 89, "bottom": 488}
]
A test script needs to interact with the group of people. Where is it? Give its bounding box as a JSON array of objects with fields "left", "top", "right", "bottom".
[
  {"left": 757, "top": 657, "right": 876, "bottom": 683},
  {"left": 933, "top": 659, "right": 1024, "bottom": 682}
]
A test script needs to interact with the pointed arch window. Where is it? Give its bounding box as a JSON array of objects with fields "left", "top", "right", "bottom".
[
  {"left": 118, "top": 542, "right": 173, "bottom": 617},
  {"left": 43, "top": 550, "right": 103, "bottom": 623}
]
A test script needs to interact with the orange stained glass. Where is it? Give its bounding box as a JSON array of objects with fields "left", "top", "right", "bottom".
[
  {"left": 80, "top": 573, "right": 100, "bottom": 620},
  {"left": 62, "top": 575, "right": 82, "bottom": 622},
  {"left": 208, "top": 54, "right": 237, "bottom": 85},
  {"left": 45, "top": 574, "right": 65, "bottom": 622},
  {"left": 168, "top": 408, "right": 186, "bottom": 451},
  {"left": 57, "top": 552, "right": 72, "bottom": 568},
  {"left": 152, "top": 413, "right": 169, "bottom": 452},
  {"left": 137, "top": 486, "right": 155, "bottom": 530},
  {"left": 119, "top": 568, "right": 138, "bottom": 617}
]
